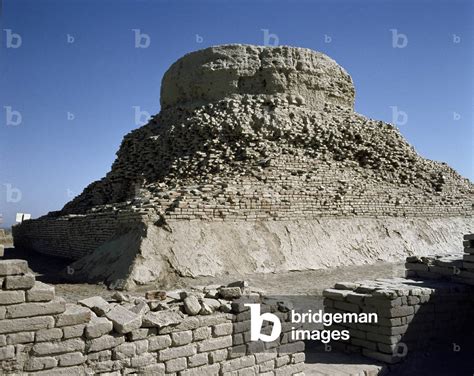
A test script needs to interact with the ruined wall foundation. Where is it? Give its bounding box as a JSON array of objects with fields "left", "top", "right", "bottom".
[{"left": 0, "top": 259, "right": 304, "bottom": 375}]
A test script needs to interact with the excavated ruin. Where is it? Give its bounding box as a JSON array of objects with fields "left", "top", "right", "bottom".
[{"left": 13, "top": 45, "right": 474, "bottom": 289}]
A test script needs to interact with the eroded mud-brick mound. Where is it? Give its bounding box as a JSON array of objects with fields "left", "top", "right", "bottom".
[{"left": 13, "top": 45, "right": 474, "bottom": 289}]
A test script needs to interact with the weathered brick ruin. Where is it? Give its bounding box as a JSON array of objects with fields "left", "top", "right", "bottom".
[
  {"left": 323, "top": 234, "right": 474, "bottom": 364},
  {"left": 0, "top": 259, "right": 304, "bottom": 375},
  {"left": 12, "top": 44, "right": 474, "bottom": 288}
]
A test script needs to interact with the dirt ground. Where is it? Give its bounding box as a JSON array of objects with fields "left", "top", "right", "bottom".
[{"left": 2, "top": 245, "right": 404, "bottom": 302}]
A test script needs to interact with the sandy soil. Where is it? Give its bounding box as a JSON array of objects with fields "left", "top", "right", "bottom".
[{"left": 2, "top": 245, "right": 404, "bottom": 302}]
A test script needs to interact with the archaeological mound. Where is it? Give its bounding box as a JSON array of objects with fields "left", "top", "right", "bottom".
[{"left": 13, "top": 44, "right": 474, "bottom": 289}]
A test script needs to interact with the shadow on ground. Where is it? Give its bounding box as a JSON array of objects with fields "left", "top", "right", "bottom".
[
  {"left": 304, "top": 334, "right": 474, "bottom": 375},
  {"left": 2, "top": 246, "right": 72, "bottom": 284}
]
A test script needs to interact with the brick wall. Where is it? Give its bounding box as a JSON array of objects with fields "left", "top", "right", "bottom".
[
  {"left": 0, "top": 259, "right": 304, "bottom": 375},
  {"left": 323, "top": 234, "right": 474, "bottom": 364},
  {"left": 12, "top": 212, "right": 147, "bottom": 260}
]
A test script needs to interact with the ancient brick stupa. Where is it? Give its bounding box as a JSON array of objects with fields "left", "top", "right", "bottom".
[{"left": 13, "top": 45, "right": 473, "bottom": 288}]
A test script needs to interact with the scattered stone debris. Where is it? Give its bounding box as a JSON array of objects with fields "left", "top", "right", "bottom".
[{"left": 0, "top": 260, "right": 304, "bottom": 374}]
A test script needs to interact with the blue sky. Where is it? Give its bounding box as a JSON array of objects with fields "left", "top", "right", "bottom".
[{"left": 1, "top": 0, "right": 473, "bottom": 227}]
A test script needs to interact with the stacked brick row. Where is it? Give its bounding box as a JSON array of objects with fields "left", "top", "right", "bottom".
[
  {"left": 405, "top": 234, "right": 474, "bottom": 285},
  {"left": 0, "top": 259, "right": 304, "bottom": 375},
  {"left": 462, "top": 233, "right": 474, "bottom": 279},
  {"left": 12, "top": 167, "right": 473, "bottom": 262},
  {"left": 323, "top": 277, "right": 474, "bottom": 364},
  {"left": 12, "top": 212, "right": 147, "bottom": 260}
]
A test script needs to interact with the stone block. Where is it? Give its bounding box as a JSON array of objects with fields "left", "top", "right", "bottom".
[
  {"left": 159, "top": 316, "right": 200, "bottom": 334},
  {"left": 85, "top": 316, "right": 113, "bottom": 339},
  {"left": 171, "top": 330, "right": 193, "bottom": 346},
  {"left": 209, "top": 348, "right": 228, "bottom": 363},
  {"left": 6, "top": 298, "right": 66, "bottom": 319},
  {"left": 140, "top": 363, "right": 165, "bottom": 374},
  {"left": 278, "top": 341, "right": 305, "bottom": 354},
  {"left": 213, "top": 322, "right": 233, "bottom": 336},
  {"left": 159, "top": 343, "right": 197, "bottom": 361},
  {"left": 78, "top": 296, "right": 111, "bottom": 316},
  {"left": 6, "top": 331, "right": 34, "bottom": 345},
  {"left": 219, "top": 287, "right": 242, "bottom": 299},
  {"left": 366, "top": 332, "right": 401, "bottom": 345},
  {"left": 0, "top": 259, "right": 28, "bottom": 276},
  {"left": 197, "top": 335, "right": 232, "bottom": 352},
  {"left": 322, "top": 289, "right": 350, "bottom": 300},
  {"left": 222, "top": 355, "right": 256, "bottom": 372},
  {"left": 27, "top": 365, "right": 86, "bottom": 375},
  {"left": 275, "top": 363, "right": 304, "bottom": 375},
  {"left": 26, "top": 281, "right": 55, "bottom": 302},
  {"left": 148, "top": 334, "right": 171, "bottom": 351},
  {"left": 87, "top": 349, "right": 111, "bottom": 362},
  {"left": 229, "top": 344, "right": 246, "bottom": 358},
  {"left": 198, "top": 313, "right": 231, "bottom": 327},
  {"left": 292, "top": 352, "right": 305, "bottom": 364},
  {"left": 259, "top": 359, "right": 275, "bottom": 373},
  {"left": 275, "top": 355, "right": 290, "bottom": 367},
  {"left": 127, "top": 327, "right": 156, "bottom": 341},
  {"left": 56, "top": 303, "right": 92, "bottom": 327},
  {"left": 4, "top": 273, "right": 35, "bottom": 290},
  {"left": 135, "top": 339, "right": 148, "bottom": 354},
  {"left": 87, "top": 334, "right": 125, "bottom": 353},
  {"left": 334, "top": 300, "right": 361, "bottom": 313},
  {"left": 105, "top": 305, "right": 142, "bottom": 334},
  {"left": 143, "top": 310, "right": 183, "bottom": 329},
  {"left": 166, "top": 357, "right": 187, "bottom": 372},
  {"left": 24, "top": 356, "right": 58, "bottom": 371},
  {"left": 0, "top": 316, "right": 54, "bottom": 334},
  {"left": 188, "top": 352, "right": 208, "bottom": 367},
  {"left": 36, "top": 328, "right": 63, "bottom": 342},
  {"left": 255, "top": 349, "right": 277, "bottom": 364},
  {"left": 180, "top": 363, "right": 220, "bottom": 376},
  {"left": 377, "top": 305, "right": 414, "bottom": 318},
  {"left": 0, "top": 345, "right": 15, "bottom": 360},
  {"left": 113, "top": 342, "right": 136, "bottom": 359},
  {"left": 0, "top": 290, "right": 25, "bottom": 305},
  {"left": 193, "top": 326, "right": 211, "bottom": 341},
  {"left": 130, "top": 352, "right": 156, "bottom": 367},
  {"left": 32, "top": 338, "right": 85, "bottom": 356},
  {"left": 63, "top": 324, "right": 86, "bottom": 339},
  {"left": 57, "top": 351, "right": 87, "bottom": 366}
]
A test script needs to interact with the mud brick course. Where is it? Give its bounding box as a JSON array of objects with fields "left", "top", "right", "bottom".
[
  {"left": 325, "top": 234, "right": 474, "bottom": 364},
  {"left": 323, "top": 278, "right": 474, "bottom": 364},
  {"left": 0, "top": 259, "right": 304, "bottom": 375},
  {"left": 405, "top": 233, "right": 474, "bottom": 285}
]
